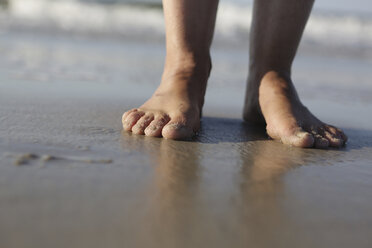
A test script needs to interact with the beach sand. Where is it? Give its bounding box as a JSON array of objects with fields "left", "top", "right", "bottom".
[{"left": 1, "top": 29, "right": 372, "bottom": 248}]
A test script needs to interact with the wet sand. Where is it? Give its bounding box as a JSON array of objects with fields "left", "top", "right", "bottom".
[{"left": 1, "top": 31, "right": 372, "bottom": 248}]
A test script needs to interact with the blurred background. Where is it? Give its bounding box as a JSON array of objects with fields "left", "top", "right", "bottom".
[
  {"left": 1, "top": 0, "right": 371, "bottom": 52},
  {"left": 0, "top": 0, "right": 372, "bottom": 111}
]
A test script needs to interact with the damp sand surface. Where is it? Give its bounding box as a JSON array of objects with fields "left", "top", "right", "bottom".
[{"left": 1, "top": 31, "right": 372, "bottom": 248}]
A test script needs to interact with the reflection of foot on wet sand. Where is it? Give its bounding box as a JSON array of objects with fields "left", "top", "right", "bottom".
[
  {"left": 143, "top": 139, "right": 202, "bottom": 248},
  {"left": 240, "top": 141, "right": 306, "bottom": 198},
  {"left": 238, "top": 141, "right": 308, "bottom": 247}
]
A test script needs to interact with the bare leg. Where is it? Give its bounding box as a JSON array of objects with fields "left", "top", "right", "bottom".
[
  {"left": 122, "top": 0, "right": 218, "bottom": 139},
  {"left": 243, "top": 0, "right": 347, "bottom": 148}
]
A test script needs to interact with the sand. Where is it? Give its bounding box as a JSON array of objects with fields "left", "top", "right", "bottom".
[{"left": 1, "top": 29, "right": 372, "bottom": 248}]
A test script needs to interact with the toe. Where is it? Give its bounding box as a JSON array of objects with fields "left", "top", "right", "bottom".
[
  {"left": 144, "top": 115, "right": 170, "bottom": 137},
  {"left": 161, "top": 114, "right": 199, "bottom": 140},
  {"left": 324, "top": 130, "right": 344, "bottom": 148},
  {"left": 122, "top": 108, "right": 137, "bottom": 123},
  {"left": 325, "top": 125, "right": 348, "bottom": 145},
  {"left": 132, "top": 114, "right": 154, "bottom": 135},
  {"left": 334, "top": 127, "right": 348, "bottom": 143},
  {"left": 162, "top": 122, "right": 195, "bottom": 140},
  {"left": 279, "top": 129, "right": 315, "bottom": 148},
  {"left": 122, "top": 111, "right": 145, "bottom": 131},
  {"left": 314, "top": 134, "right": 330, "bottom": 149}
]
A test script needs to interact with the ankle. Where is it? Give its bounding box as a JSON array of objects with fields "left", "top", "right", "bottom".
[
  {"left": 244, "top": 70, "right": 293, "bottom": 122},
  {"left": 259, "top": 71, "right": 294, "bottom": 92},
  {"left": 249, "top": 62, "right": 291, "bottom": 81},
  {"left": 163, "top": 51, "right": 212, "bottom": 79}
]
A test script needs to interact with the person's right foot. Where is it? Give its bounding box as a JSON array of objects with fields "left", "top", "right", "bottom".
[{"left": 122, "top": 60, "right": 210, "bottom": 140}]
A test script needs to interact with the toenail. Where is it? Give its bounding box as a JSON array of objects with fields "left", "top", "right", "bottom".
[{"left": 168, "top": 123, "right": 183, "bottom": 129}]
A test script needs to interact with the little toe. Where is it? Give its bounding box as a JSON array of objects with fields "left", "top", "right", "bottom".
[
  {"left": 144, "top": 115, "right": 170, "bottom": 137},
  {"left": 162, "top": 122, "right": 195, "bottom": 140},
  {"left": 326, "top": 126, "right": 348, "bottom": 144},
  {"left": 122, "top": 108, "right": 137, "bottom": 122},
  {"left": 280, "top": 130, "right": 315, "bottom": 148},
  {"left": 132, "top": 114, "right": 154, "bottom": 135},
  {"left": 324, "top": 130, "right": 344, "bottom": 147},
  {"left": 335, "top": 127, "right": 348, "bottom": 143},
  {"left": 314, "top": 134, "right": 330, "bottom": 149},
  {"left": 122, "top": 111, "right": 145, "bottom": 131}
]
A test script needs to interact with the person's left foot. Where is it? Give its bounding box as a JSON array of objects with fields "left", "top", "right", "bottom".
[{"left": 244, "top": 71, "right": 348, "bottom": 148}]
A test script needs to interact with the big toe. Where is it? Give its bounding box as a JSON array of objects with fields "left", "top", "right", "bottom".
[
  {"left": 162, "top": 122, "right": 195, "bottom": 140},
  {"left": 279, "top": 130, "right": 315, "bottom": 148}
]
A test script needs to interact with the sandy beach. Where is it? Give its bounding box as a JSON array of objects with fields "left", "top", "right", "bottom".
[{"left": 1, "top": 1, "right": 372, "bottom": 247}]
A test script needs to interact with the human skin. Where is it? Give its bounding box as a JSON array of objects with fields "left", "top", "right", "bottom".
[{"left": 122, "top": 0, "right": 347, "bottom": 148}]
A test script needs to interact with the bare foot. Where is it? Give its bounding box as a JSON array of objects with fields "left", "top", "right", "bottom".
[
  {"left": 244, "top": 71, "right": 347, "bottom": 148},
  {"left": 122, "top": 60, "right": 210, "bottom": 140}
]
